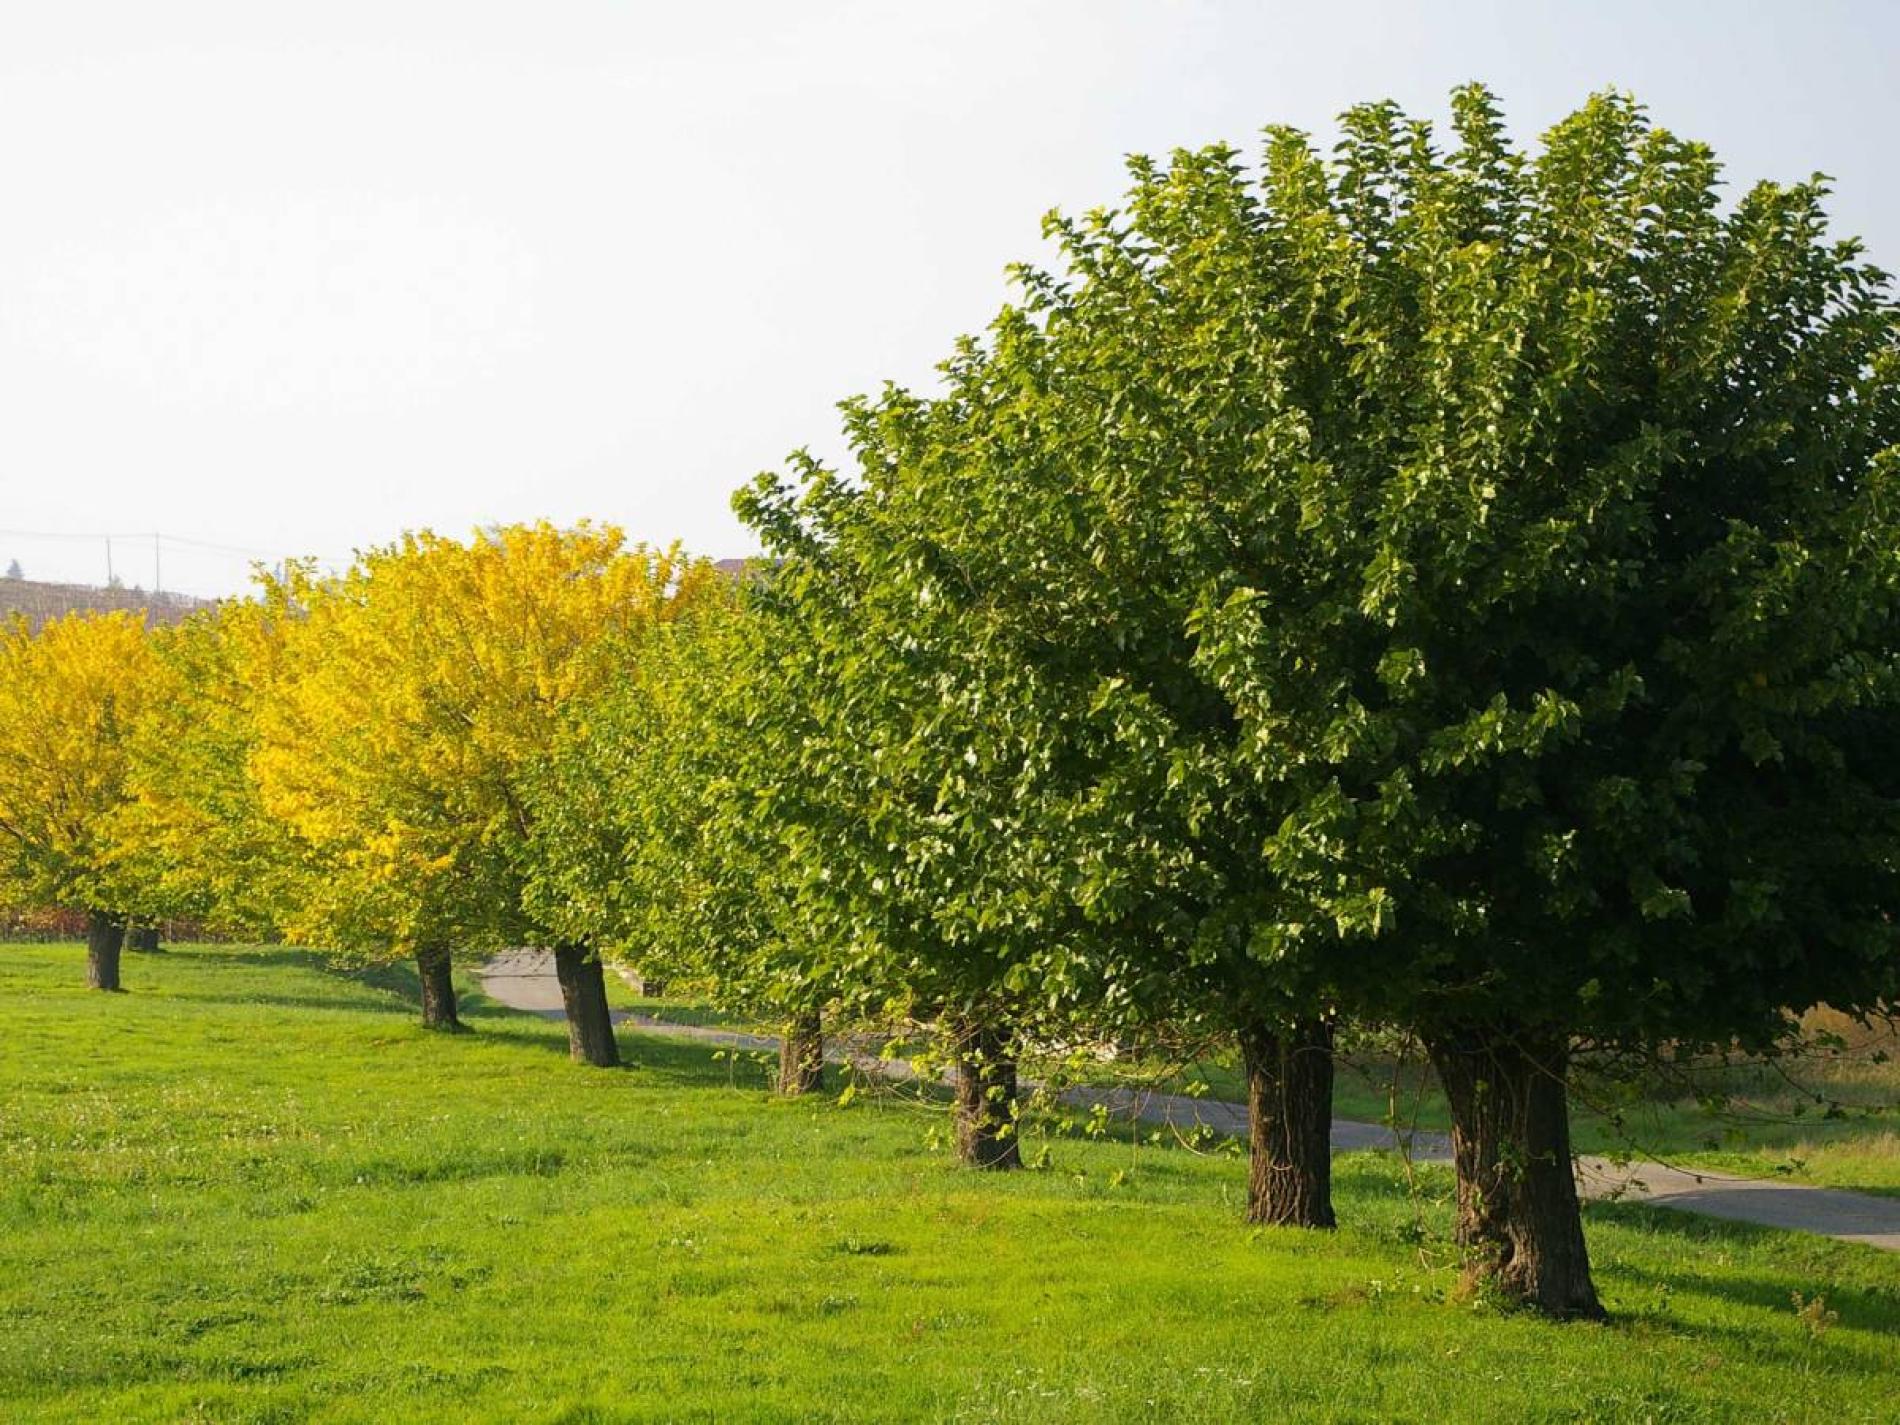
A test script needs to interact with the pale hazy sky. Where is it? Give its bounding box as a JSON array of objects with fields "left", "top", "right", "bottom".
[{"left": 3, "top": 1, "right": 1895, "bottom": 595}]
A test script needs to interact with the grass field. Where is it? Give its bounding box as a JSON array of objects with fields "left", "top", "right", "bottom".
[{"left": 3, "top": 944, "right": 1898, "bottom": 1422}]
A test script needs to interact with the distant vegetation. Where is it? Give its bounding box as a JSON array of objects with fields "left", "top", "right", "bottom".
[{"left": 0, "top": 575, "right": 207, "bottom": 632}]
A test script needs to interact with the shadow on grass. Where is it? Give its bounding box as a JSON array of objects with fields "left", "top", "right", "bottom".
[
  {"left": 1611, "top": 1253, "right": 1900, "bottom": 1327},
  {"left": 432, "top": 995, "right": 754, "bottom": 1089},
  {"left": 176, "top": 948, "right": 553, "bottom": 1029},
  {"left": 151, "top": 947, "right": 423, "bottom": 1017},
  {"left": 1588, "top": 1198, "right": 1900, "bottom": 1338},
  {"left": 1592, "top": 1190, "right": 1896, "bottom": 1261}
]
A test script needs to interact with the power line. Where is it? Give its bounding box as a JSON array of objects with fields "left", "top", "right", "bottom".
[
  {"left": 0, "top": 527, "right": 354, "bottom": 596},
  {"left": 0, "top": 528, "right": 352, "bottom": 563}
]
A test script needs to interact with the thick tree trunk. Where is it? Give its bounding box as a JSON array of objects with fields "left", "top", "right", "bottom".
[
  {"left": 416, "top": 945, "right": 461, "bottom": 1030},
  {"left": 1236, "top": 1016, "right": 1337, "bottom": 1227},
  {"left": 778, "top": 1009, "right": 824, "bottom": 1096},
  {"left": 953, "top": 1020, "right": 1021, "bottom": 1170},
  {"left": 85, "top": 910, "right": 125, "bottom": 991},
  {"left": 127, "top": 923, "right": 163, "bottom": 953},
  {"left": 553, "top": 943, "right": 621, "bottom": 1067},
  {"left": 1427, "top": 1028, "right": 1603, "bottom": 1320}
]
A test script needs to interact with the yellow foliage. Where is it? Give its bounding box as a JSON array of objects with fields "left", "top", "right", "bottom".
[
  {"left": 0, "top": 610, "right": 160, "bottom": 914},
  {"left": 252, "top": 522, "right": 721, "bottom": 954},
  {"left": 118, "top": 589, "right": 302, "bottom": 933}
]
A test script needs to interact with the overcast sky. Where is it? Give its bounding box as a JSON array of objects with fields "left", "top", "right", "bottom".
[{"left": 3, "top": 1, "right": 1895, "bottom": 595}]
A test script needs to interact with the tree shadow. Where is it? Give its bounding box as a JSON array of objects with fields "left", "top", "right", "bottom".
[
  {"left": 612, "top": 1026, "right": 795, "bottom": 1091},
  {"left": 151, "top": 947, "right": 418, "bottom": 1016},
  {"left": 1587, "top": 1198, "right": 1900, "bottom": 1336},
  {"left": 174, "top": 990, "right": 423, "bottom": 1016},
  {"left": 416, "top": 1003, "right": 755, "bottom": 1087},
  {"left": 176, "top": 947, "right": 552, "bottom": 1024},
  {"left": 1596, "top": 1259, "right": 1900, "bottom": 1376},
  {"left": 1591, "top": 1191, "right": 1899, "bottom": 1260},
  {"left": 1608, "top": 1254, "right": 1900, "bottom": 1327}
]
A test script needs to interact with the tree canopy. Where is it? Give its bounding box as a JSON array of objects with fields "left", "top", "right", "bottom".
[
  {"left": 252, "top": 524, "right": 717, "bottom": 957},
  {"left": 118, "top": 585, "right": 303, "bottom": 939},
  {"left": 733, "top": 84, "right": 1900, "bottom": 1309},
  {"left": 0, "top": 610, "right": 157, "bottom": 917}
]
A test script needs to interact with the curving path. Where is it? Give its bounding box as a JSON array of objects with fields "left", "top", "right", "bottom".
[{"left": 477, "top": 951, "right": 1900, "bottom": 1252}]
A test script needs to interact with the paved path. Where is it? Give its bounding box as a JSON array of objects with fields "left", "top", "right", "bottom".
[{"left": 477, "top": 951, "right": 1900, "bottom": 1252}]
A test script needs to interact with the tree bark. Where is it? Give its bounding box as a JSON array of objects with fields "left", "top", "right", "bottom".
[
  {"left": 1236, "top": 1016, "right": 1337, "bottom": 1227},
  {"left": 778, "top": 1009, "right": 824, "bottom": 1096},
  {"left": 553, "top": 943, "right": 620, "bottom": 1067},
  {"left": 127, "top": 923, "right": 163, "bottom": 953},
  {"left": 953, "top": 1020, "right": 1021, "bottom": 1170},
  {"left": 416, "top": 945, "right": 461, "bottom": 1030},
  {"left": 1427, "top": 1028, "right": 1603, "bottom": 1320},
  {"left": 85, "top": 910, "right": 125, "bottom": 991}
]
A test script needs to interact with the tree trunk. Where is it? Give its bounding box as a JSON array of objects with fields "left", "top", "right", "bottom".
[
  {"left": 1236, "top": 1016, "right": 1337, "bottom": 1228},
  {"left": 553, "top": 943, "right": 620, "bottom": 1067},
  {"left": 127, "top": 923, "right": 163, "bottom": 953},
  {"left": 416, "top": 945, "right": 461, "bottom": 1030},
  {"left": 85, "top": 910, "right": 125, "bottom": 991},
  {"left": 1426, "top": 1028, "right": 1603, "bottom": 1320},
  {"left": 953, "top": 1020, "right": 1021, "bottom": 1170},
  {"left": 778, "top": 1009, "right": 824, "bottom": 1096}
]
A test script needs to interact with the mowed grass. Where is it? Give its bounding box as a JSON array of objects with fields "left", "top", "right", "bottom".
[{"left": 2, "top": 947, "right": 1898, "bottom": 1423}]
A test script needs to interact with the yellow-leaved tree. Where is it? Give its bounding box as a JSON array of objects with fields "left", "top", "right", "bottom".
[
  {"left": 0, "top": 610, "right": 160, "bottom": 989},
  {"left": 117, "top": 580, "right": 307, "bottom": 944},
  {"left": 253, "top": 523, "right": 720, "bottom": 1055}
]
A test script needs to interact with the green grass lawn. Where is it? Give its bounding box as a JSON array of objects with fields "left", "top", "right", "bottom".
[{"left": 3, "top": 944, "right": 1898, "bottom": 1423}]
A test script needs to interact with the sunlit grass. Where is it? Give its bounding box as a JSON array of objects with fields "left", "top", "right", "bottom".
[{"left": 2, "top": 943, "right": 1897, "bottom": 1423}]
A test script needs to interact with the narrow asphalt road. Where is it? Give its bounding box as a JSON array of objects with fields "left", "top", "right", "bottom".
[{"left": 478, "top": 950, "right": 1900, "bottom": 1253}]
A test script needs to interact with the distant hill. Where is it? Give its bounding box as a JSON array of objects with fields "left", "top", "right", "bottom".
[
  {"left": 0, "top": 577, "right": 210, "bottom": 632},
  {"left": 0, "top": 558, "right": 755, "bottom": 634}
]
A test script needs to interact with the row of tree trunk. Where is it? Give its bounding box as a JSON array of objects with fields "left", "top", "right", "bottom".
[
  {"left": 405, "top": 947, "right": 1601, "bottom": 1318},
  {"left": 1229, "top": 1015, "right": 1601, "bottom": 1320},
  {"left": 933, "top": 1012, "right": 1601, "bottom": 1319},
  {"left": 411, "top": 942, "right": 624, "bottom": 1065}
]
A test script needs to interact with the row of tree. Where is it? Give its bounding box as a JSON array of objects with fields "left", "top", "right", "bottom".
[
  {"left": 2, "top": 87, "right": 1897, "bottom": 1321},
  {"left": 0, "top": 528, "right": 724, "bottom": 1053}
]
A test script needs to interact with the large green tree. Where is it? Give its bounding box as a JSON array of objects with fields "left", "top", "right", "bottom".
[
  {"left": 748, "top": 86, "right": 1900, "bottom": 1313},
  {"left": 1180, "top": 89, "right": 1900, "bottom": 1317},
  {"left": 730, "top": 471, "right": 1124, "bottom": 1167}
]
